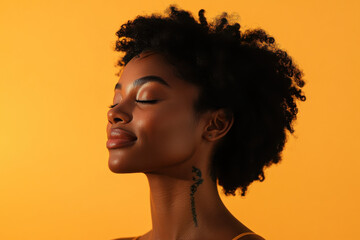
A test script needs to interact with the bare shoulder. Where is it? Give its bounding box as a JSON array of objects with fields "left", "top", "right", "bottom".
[
  {"left": 112, "top": 230, "right": 150, "bottom": 240},
  {"left": 111, "top": 237, "right": 135, "bottom": 240},
  {"left": 239, "top": 234, "right": 266, "bottom": 240}
]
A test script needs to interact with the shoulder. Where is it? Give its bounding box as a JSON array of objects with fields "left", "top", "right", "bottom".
[
  {"left": 111, "top": 238, "right": 135, "bottom": 240},
  {"left": 236, "top": 234, "right": 266, "bottom": 240}
]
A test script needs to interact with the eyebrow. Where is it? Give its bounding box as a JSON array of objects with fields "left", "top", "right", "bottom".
[{"left": 114, "top": 75, "right": 171, "bottom": 90}]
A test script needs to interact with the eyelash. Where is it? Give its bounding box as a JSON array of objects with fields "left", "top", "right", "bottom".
[{"left": 108, "top": 100, "right": 158, "bottom": 108}]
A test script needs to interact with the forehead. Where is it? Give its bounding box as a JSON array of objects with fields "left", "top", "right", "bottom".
[{"left": 118, "top": 51, "right": 192, "bottom": 90}]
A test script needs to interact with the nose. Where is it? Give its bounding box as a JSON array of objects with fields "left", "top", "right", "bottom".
[{"left": 107, "top": 104, "right": 133, "bottom": 125}]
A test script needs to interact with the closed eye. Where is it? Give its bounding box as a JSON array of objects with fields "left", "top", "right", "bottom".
[
  {"left": 108, "top": 104, "right": 117, "bottom": 109},
  {"left": 135, "top": 100, "right": 159, "bottom": 104},
  {"left": 108, "top": 100, "right": 158, "bottom": 108}
]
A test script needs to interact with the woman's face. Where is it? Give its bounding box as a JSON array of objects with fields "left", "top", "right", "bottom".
[{"left": 106, "top": 51, "right": 208, "bottom": 174}]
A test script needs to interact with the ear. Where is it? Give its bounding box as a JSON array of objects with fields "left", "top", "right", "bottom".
[{"left": 202, "top": 109, "right": 234, "bottom": 142}]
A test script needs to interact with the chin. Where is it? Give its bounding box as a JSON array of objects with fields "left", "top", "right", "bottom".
[{"left": 108, "top": 156, "right": 134, "bottom": 173}]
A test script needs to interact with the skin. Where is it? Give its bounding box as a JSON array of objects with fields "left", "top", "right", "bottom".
[{"left": 107, "top": 51, "right": 264, "bottom": 240}]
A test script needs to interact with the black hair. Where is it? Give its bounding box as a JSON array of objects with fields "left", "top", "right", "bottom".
[{"left": 114, "top": 4, "right": 306, "bottom": 196}]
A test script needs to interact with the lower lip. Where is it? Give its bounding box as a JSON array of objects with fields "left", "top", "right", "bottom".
[{"left": 106, "top": 139, "right": 137, "bottom": 149}]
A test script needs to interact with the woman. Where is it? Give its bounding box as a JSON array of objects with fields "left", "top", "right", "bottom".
[{"left": 106, "top": 5, "right": 305, "bottom": 240}]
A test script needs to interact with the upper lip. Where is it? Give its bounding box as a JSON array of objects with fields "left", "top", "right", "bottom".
[{"left": 108, "top": 127, "right": 137, "bottom": 141}]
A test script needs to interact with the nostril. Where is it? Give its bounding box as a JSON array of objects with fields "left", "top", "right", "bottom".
[{"left": 114, "top": 117, "right": 124, "bottom": 123}]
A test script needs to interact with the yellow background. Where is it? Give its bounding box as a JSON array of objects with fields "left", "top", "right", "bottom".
[{"left": 1, "top": 0, "right": 359, "bottom": 239}]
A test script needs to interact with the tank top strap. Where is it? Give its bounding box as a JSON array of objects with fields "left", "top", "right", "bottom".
[{"left": 232, "top": 232, "right": 258, "bottom": 240}]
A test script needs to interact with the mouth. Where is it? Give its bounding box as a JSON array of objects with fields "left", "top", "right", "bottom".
[
  {"left": 107, "top": 128, "right": 137, "bottom": 149},
  {"left": 106, "top": 138, "right": 137, "bottom": 149}
]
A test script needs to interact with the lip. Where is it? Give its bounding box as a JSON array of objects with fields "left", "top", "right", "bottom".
[
  {"left": 107, "top": 128, "right": 137, "bottom": 149},
  {"left": 106, "top": 138, "right": 137, "bottom": 149}
]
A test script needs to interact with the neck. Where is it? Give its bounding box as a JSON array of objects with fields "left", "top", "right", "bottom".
[{"left": 144, "top": 164, "right": 238, "bottom": 240}]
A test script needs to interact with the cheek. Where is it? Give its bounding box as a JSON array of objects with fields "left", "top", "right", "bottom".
[{"left": 137, "top": 106, "right": 198, "bottom": 163}]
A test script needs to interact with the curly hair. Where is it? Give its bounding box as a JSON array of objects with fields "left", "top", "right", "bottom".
[{"left": 114, "top": 4, "right": 306, "bottom": 197}]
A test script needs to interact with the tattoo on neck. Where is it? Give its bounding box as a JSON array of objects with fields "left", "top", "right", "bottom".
[{"left": 190, "top": 166, "right": 204, "bottom": 227}]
